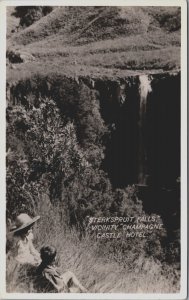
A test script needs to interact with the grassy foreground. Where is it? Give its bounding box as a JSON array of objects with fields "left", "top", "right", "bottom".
[{"left": 6, "top": 199, "right": 180, "bottom": 294}]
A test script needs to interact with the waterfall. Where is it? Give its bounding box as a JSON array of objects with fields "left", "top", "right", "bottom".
[{"left": 138, "top": 75, "right": 152, "bottom": 185}]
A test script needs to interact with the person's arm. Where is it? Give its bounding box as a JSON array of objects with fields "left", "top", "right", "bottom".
[
  {"left": 29, "top": 241, "right": 40, "bottom": 259},
  {"left": 28, "top": 234, "right": 41, "bottom": 261}
]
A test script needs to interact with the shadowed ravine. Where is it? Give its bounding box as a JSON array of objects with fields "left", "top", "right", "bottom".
[{"left": 96, "top": 71, "right": 180, "bottom": 238}]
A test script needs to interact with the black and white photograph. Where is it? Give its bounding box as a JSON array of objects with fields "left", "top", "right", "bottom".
[{"left": 2, "top": 0, "right": 187, "bottom": 298}]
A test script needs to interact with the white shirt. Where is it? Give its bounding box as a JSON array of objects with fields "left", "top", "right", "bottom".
[{"left": 14, "top": 232, "right": 41, "bottom": 266}]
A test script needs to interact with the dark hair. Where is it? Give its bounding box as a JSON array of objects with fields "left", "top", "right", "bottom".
[
  {"left": 40, "top": 246, "right": 57, "bottom": 265},
  {"left": 13, "top": 224, "right": 33, "bottom": 237}
]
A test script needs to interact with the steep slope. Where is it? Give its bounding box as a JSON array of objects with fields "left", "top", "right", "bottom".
[
  {"left": 9, "top": 6, "right": 180, "bottom": 46},
  {"left": 7, "top": 6, "right": 181, "bottom": 81}
]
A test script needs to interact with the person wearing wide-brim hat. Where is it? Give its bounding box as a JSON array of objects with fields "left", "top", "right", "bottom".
[{"left": 8, "top": 213, "right": 41, "bottom": 266}]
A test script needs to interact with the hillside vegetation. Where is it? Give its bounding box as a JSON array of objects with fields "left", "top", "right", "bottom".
[{"left": 7, "top": 6, "right": 180, "bottom": 81}]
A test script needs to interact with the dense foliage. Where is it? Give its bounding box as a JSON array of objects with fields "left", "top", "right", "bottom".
[
  {"left": 6, "top": 95, "right": 107, "bottom": 224},
  {"left": 6, "top": 83, "right": 116, "bottom": 224},
  {"left": 14, "top": 6, "right": 54, "bottom": 28}
]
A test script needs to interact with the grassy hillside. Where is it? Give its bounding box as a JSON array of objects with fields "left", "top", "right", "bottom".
[
  {"left": 7, "top": 6, "right": 181, "bottom": 81},
  {"left": 9, "top": 7, "right": 180, "bottom": 46}
]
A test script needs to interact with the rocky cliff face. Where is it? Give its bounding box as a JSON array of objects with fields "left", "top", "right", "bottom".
[
  {"left": 95, "top": 72, "right": 180, "bottom": 232},
  {"left": 93, "top": 71, "right": 180, "bottom": 190}
]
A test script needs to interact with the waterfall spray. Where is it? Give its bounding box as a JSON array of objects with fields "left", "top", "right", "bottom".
[
  {"left": 139, "top": 75, "right": 152, "bottom": 116},
  {"left": 138, "top": 75, "right": 152, "bottom": 185}
]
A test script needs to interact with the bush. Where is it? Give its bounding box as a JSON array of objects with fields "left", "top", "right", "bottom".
[
  {"left": 151, "top": 7, "right": 181, "bottom": 32},
  {"left": 6, "top": 97, "right": 85, "bottom": 218},
  {"left": 14, "top": 6, "right": 54, "bottom": 28}
]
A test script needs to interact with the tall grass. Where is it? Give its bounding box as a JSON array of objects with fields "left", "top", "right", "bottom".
[{"left": 6, "top": 196, "right": 180, "bottom": 293}]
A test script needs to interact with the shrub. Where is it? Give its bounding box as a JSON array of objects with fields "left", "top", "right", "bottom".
[
  {"left": 14, "top": 6, "right": 54, "bottom": 28},
  {"left": 6, "top": 97, "right": 84, "bottom": 218}
]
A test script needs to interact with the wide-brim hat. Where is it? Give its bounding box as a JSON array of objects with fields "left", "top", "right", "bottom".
[{"left": 9, "top": 213, "right": 40, "bottom": 234}]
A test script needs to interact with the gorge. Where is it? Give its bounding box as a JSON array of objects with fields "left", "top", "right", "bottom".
[{"left": 7, "top": 70, "right": 180, "bottom": 234}]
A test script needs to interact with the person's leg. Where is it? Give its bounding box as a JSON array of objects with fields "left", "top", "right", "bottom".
[{"left": 61, "top": 271, "right": 87, "bottom": 293}]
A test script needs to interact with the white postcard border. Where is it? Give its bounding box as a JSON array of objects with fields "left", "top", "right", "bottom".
[{"left": 0, "top": 0, "right": 187, "bottom": 299}]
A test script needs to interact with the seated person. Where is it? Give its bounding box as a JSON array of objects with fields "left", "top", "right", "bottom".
[
  {"left": 36, "top": 245, "right": 87, "bottom": 293},
  {"left": 8, "top": 213, "right": 41, "bottom": 266}
]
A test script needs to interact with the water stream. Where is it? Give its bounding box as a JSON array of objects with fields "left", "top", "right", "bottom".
[{"left": 138, "top": 75, "right": 152, "bottom": 185}]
